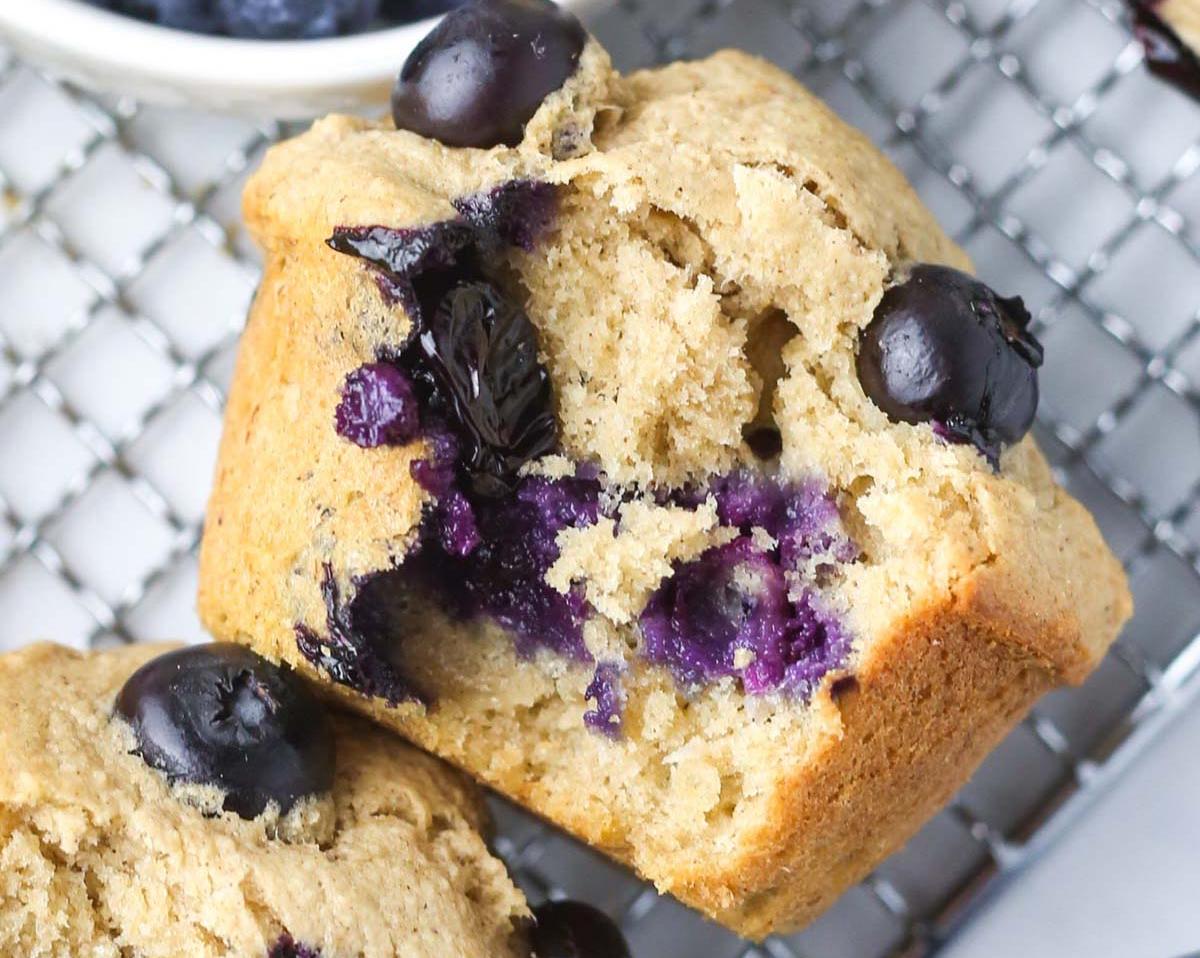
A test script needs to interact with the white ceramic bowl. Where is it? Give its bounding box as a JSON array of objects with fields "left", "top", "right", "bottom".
[{"left": 0, "top": 0, "right": 597, "bottom": 118}]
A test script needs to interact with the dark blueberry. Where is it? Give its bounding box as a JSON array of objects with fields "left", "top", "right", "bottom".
[
  {"left": 391, "top": 0, "right": 588, "bottom": 148},
  {"left": 326, "top": 180, "right": 557, "bottom": 319},
  {"left": 415, "top": 280, "right": 558, "bottom": 497},
  {"left": 295, "top": 564, "right": 426, "bottom": 707},
  {"left": 268, "top": 934, "right": 322, "bottom": 958},
  {"left": 381, "top": 0, "right": 470, "bottom": 20},
  {"left": 856, "top": 264, "right": 1043, "bottom": 467},
  {"left": 115, "top": 644, "right": 336, "bottom": 819},
  {"left": 744, "top": 425, "right": 783, "bottom": 460},
  {"left": 109, "top": 0, "right": 223, "bottom": 31},
  {"left": 453, "top": 180, "right": 559, "bottom": 253},
  {"left": 217, "top": 0, "right": 379, "bottom": 39},
  {"left": 1130, "top": 2, "right": 1200, "bottom": 102},
  {"left": 335, "top": 362, "right": 420, "bottom": 448},
  {"left": 531, "top": 901, "right": 631, "bottom": 958}
]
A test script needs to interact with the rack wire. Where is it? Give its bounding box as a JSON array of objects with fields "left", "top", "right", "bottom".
[{"left": 0, "top": 1, "right": 1197, "bottom": 955}]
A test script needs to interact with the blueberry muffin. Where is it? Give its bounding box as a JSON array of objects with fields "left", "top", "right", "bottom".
[
  {"left": 198, "top": 0, "right": 1133, "bottom": 938},
  {"left": 1132, "top": 0, "right": 1200, "bottom": 99},
  {"left": 0, "top": 642, "right": 531, "bottom": 957}
]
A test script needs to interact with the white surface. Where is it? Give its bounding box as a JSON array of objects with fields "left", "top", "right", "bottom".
[
  {"left": 945, "top": 678, "right": 1200, "bottom": 958},
  {"left": 0, "top": 0, "right": 599, "bottom": 117}
]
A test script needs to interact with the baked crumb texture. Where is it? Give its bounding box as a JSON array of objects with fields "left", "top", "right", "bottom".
[
  {"left": 0, "top": 644, "right": 529, "bottom": 958},
  {"left": 198, "top": 43, "right": 1132, "bottom": 938}
]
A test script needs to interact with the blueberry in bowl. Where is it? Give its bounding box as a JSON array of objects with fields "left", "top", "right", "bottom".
[
  {"left": 88, "top": 0, "right": 470, "bottom": 38},
  {"left": 0, "top": 642, "right": 534, "bottom": 956},
  {"left": 0, "top": 0, "right": 591, "bottom": 117},
  {"left": 199, "top": 3, "right": 1132, "bottom": 942}
]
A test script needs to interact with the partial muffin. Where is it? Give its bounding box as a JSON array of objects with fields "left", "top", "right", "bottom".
[
  {"left": 1132, "top": 0, "right": 1200, "bottom": 99},
  {"left": 0, "top": 642, "right": 531, "bottom": 958},
  {"left": 198, "top": 0, "right": 1133, "bottom": 939}
]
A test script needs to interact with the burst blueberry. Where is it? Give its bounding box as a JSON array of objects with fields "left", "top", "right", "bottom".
[
  {"left": 413, "top": 280, "right": 559, "bottom": 497},
  {"left": 857, "top": 264, "right": 1043, "bottom": 467},
  {"left": 391, "top": 0, "right": 588, "bottom": 148},
  {"left": 335, "top": 362, "right": 420, "bottom": 448},
  {"left": 531, "top": 900, "right": 632, "bottom": 958},
  {"left": 115, "top": 644, "right": 336, "bottom": 819}
]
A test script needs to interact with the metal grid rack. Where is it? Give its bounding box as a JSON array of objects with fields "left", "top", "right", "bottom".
[{"left": 0, "top": 1, "right": 1197, "bottom": 955}]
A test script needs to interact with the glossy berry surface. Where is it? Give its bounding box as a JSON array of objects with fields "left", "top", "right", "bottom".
[
  {"left": 217, "top": 0, "right": 379, "bottom": 39},
  {"left": 336, "top": 362, "right": 420, "bottom": 448},
  {"left": 531, "top": 900, "right": 632, "bottom": 958},
  {"left": 115, "top": 644, "right": 336, "bottom": 819},
  {"left": 391, "top": 0, "right": 588, "bottom": 148},
  {"left": 414, "top": 280, "right": 558, "bottom": 497},
  {"left": 856, "top": 264, "right": 1043, "bottom": 466}
]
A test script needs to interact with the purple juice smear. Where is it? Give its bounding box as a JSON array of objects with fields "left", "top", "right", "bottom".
[
  {"left": 584, "top": 662, "right": 626, "bottom": 738},
  {"left": 269, "top": 934, "right": 321, "bottom": 958},
  {"left": 641, "top": 477, "right": 853, "bottom": 699},
  {"left": 310, "top": 179, "right": 857, "bottom": 731}
]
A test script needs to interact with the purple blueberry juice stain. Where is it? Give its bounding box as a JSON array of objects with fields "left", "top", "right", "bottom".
[
  {"left": 406, "top": 471, "right": 601, "bottom": 660},
  {"left": 640, "top": 536, "right": 851, "bottom": 699},
  {"left": 335, "top": 363, "right": 420, "bottom": 448},
  {"left": 295, "top": 563, "right": 425, "bottom": 708},
  {"left": 326, "top": 180, "right": 557, "bottom": 319},
  {"left": 584, "top": 662, "right": 626, "bottom": 738},
  {"left": 269, "top": 934, "right": 321, "bottom": 958},
  {"left": 309, "top": 178, "right": 857, "bottom": 731},
  {"left": 709, "top": 471, "right": 858, "bottom": 569}
]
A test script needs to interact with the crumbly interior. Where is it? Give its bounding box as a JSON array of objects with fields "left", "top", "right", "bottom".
[
  {"left": 0, "top": 644, "right": 529, "bottom": 958},
  {"left": 199, "top": 40, "right": 1131, "bottom": 934}
]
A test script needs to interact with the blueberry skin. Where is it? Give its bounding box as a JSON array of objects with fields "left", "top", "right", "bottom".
[
  {"left": 531, "top": 901, "right": 632, "bottom": 958},
  {"left": 110, "top": 0, "right": 223, "bottom": 31},
  {"left": 115, "top": 644, "right": 336, "bottom": 820},
  {"left": 856, "top": 264, "right": 1043, "bottom": 466},
  {"left": 217, "top": 0, "right": 379, "bottom": 39},
  {"left": 391, "top": 0, "right": 588, "bottom": 148}
]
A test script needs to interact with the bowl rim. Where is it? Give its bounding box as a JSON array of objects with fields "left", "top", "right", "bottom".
[{"left": 0, "top": 0, "right": 445, "bottom": 94}]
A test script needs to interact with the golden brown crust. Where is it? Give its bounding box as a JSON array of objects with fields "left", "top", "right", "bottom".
[{"left": 672, "top": 597, "right": 1055, "bottom": 935}]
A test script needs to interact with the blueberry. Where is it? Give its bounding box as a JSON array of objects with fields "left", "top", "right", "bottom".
[
  {"left": 217, "top": 0, "right": 378, "bottom": 39},
  {"left": 335, "top": 362, "right": 420, "bottom": 448},
  {"left": 110, "top": 0, "right": 223, "bottom": 31},
  {"left": 531, "top": 901, "right": 631, "bottom": 958},
  {"left": 414, "top": 279, "right": 558, "bottom": 496},
  {"left": 856, "top": 264, "right": 1043, "bottom": 466},
  {"left": 380, "top": 0, "right": 470, "bottom": 21},
  {"left": 115, "top": 644, "right": 336, "bottom": 819},
  {"left": 391, "top": 0, "right": 588, "bottom": 148}
]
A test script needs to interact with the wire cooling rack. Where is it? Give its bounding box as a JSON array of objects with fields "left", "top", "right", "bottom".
[{"left": 0, "top": 1, "right": 1198, "bottom": 955}]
